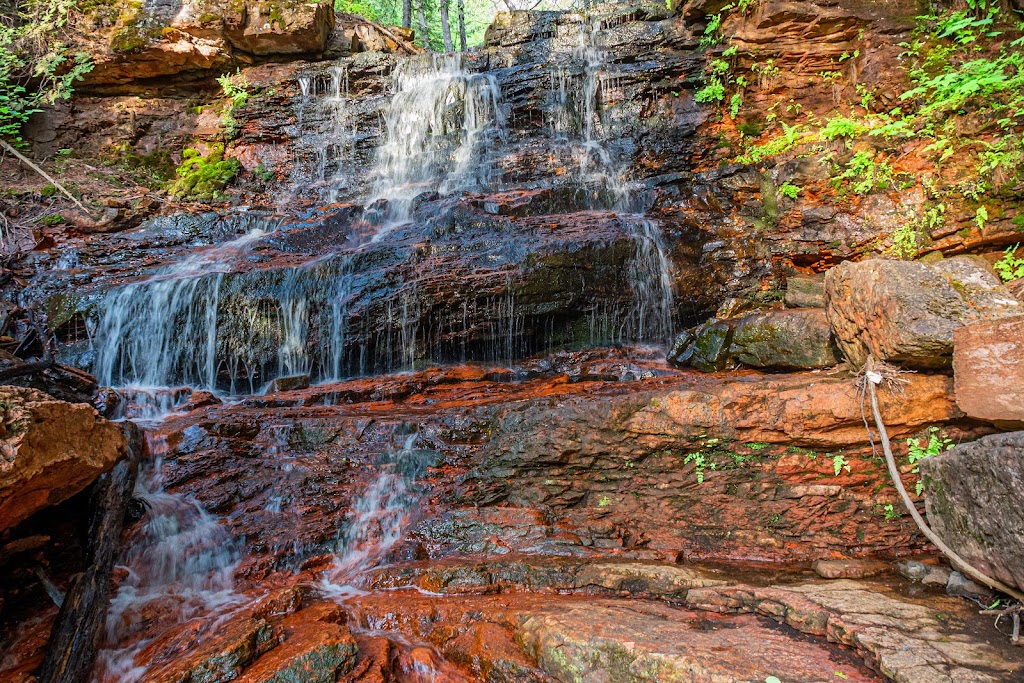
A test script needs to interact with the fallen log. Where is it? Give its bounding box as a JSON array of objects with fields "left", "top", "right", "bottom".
[{"left": 35, "top": 421, "right": 144, "bottom": 683}]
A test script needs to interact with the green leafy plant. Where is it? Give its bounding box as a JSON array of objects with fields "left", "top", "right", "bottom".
[
  {"left": 834, "top": 150, "right": 894, "bottom": 195},
  {"left": 0, "top": 0, "right": 94, "bottom": 143},
  {"left": 994, "top": 243, "right": 1024, "bottom": 282},
  {"left": 907, "top": 427, "right": 953, "bottom": 496},
  {"left": 820, "top": 115, "right": 867, "bottom": 144},
  {"left": 778, "top": 181, "right": 800, "bottom": 200},
  {"left": 832, "top": 454, "right": 851, "bottom": 476}
]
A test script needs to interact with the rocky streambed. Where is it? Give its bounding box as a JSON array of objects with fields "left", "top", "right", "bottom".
[{"left": 1, "top": 0, "right": 1024, "bottom": 681}]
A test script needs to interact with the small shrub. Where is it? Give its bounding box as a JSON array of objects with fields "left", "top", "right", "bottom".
[
  {"left": 834, "top": 150, "right": 894, "bottom": 195},
  {"left": 778, "top": 181, "right": 800, "bottom": 200}
]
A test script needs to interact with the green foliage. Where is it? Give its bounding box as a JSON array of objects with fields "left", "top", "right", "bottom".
[
  {"left": 684, "top": 451, "right": 713, "bottom": 484},
  {"left": 700, "top": 12, "right": 725, "bottom": 48},
  {"left": 167, "top": 144, "right": 242, "bottom": 202},
  {"left": 217, "top": 70, "right": 251, "bottom": 108},
  {"left": 336, "top": 0, "right": 493, "bottom": 51},
  {"left": 778, "top": 181, "right": 800, "bottom": 200},
  {"left": 820, "top": 115, "right": 867, "bottom": 143},
  {"left": 975, "top": 205, "right": 988, "bottom": 230},
  {"left": 696, "top": 57, "right": 730, "bottom": 104},
  {"left": 735, "top": 122, "right": 806, "bottom": 165},
  {"left": 832, "top": 453, "right": 850, "bottom": 476},
  {"left": 833, "top": 150, "right": 894, "bottom": 195},
  {"left": 883, "top": 503, "right": 899, "bottom": 521},
  {"left": 994, "top": 243, "right": 1024, "bottom": 282},
  {"left": 889, "top": 222, "right": 921, "bottom": 260},
  {"left": 0, "top": 0, "right": 94, "bottom": 143},
  {"left": 729, "top": 92, "right": 743, "bottom": 118},
  {"left": 907, "top": 427, "right": 953, "bottom": 496}
]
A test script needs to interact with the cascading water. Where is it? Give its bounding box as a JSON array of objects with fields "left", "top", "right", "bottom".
[
  {"left": 97, "top": 433, "right": 242, "bottom": 682},
  {"left": 90, "top": 26, "right": 673, "bottom": 401},
  {"left": 320, "top": 432, "right": 435, "bottom": 599},
  {"left": 296, "top": 65, "right": 357, "bottom": 204},
  {"left": 550, "top": 18, "right": 676, "bottom": 343},
  {"left": 366, "top": 53, "right": 506, "bottom": 228}
]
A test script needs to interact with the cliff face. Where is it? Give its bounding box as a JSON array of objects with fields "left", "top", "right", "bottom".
[{"left": 18, "top": 0, "right": 1022, "bottom": 383}]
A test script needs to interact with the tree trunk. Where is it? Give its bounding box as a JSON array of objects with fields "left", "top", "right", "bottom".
[
  {"left": 417, "top": 0, "right": 431, "bottom": 51},
  {"left": 36, "top": 423, "right": 144, "bottom": 683},
  {"left": 439, "top": 0, "right": 454, "bottom": 52},
  {"left": 457, "top": 0, "right": 466, "bottom": 51},
  {"left": 402, "top": 0, "right": 412, "bottom": 28}
]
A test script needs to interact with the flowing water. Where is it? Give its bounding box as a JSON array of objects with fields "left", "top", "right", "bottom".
[
  {"left": 90, "top": 33, "right": 674, "bottom": 396},
  {"left": 365, "top": 52, "right": 506, "bottom": 229},
  {"left": 319, "top": 432, "right": 436, "bottom": 598},
  {"left": 97, "top": 433, "right": 242, "bottom": 682}
]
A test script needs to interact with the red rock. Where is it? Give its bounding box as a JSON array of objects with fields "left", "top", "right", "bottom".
[
  {"left": 953, "top": 315, "right": 1024, "bottom": 426},
  {"left": 0, "top": 386, "right": 129, "bottom": 532},
  {"left": 235, "top": 603, "right": 358, "bottom": 683},
  {"left": 811, "top": 559, "right": 887, "bottom": 579},
  {"left": 825, "top": 258, "right": 1022, "bottom": 370}
]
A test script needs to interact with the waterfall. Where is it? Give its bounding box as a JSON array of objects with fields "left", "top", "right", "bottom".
[
  {"left": 319, "top": 432, "right": 435, "bottom": 599},
  {"left": 97, "top": 433, "right": 242, "bottom": 682},
  {"left": 295, "top": 64, "right": 357, "bottom": 203},
  {"left": 550, "top": 19, "right": 676, "bottom": 343},
  {"left": 366, "top": 53, "right": 506, "bottom": 228},
  {"left": 93, "top": 226, "right": 271, "bottom": 395}
]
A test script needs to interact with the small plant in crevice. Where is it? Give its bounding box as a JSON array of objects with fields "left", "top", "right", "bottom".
[
  {"left": 994, "top": 243, "right": 1024, "bottom": 281},
  {"left": 907, "top": 426, "right": 954, "bottom": 496},
  {"left": 832, "top": 150, "right": 895, "bottom": 195},
  {"left": 217, "top": 69, "right": 252, "bottom": 140},
  {"left": 832, "top": 453, "right": 851, "bottom": 476},
  {"left": 778, "top": 181, "right": 801, "bottom": 200}
]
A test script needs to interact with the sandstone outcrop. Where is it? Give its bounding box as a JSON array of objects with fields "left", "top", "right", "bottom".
[
  {"left": 920, "top": 432, "right": 1024, "bottom": 592},
  {"left": 825, "top": 257, "right": 1022, "bottom": 370},
  {"left": 953, "top": 316, "right": 1024, "bottom": 426},
  {"left": 0, "top": 386, "right": 129, "bottom": 532},
  {"left": 669, "top": 308, "right": 838, "bottom": 371}
]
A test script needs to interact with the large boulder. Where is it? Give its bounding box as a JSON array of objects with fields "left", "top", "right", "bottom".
[
  {"left": 920, "top": 432, "right": 1024, "bottom": 592},
  {"left": 669, "top": 309, "right": 838, "bottom": 371},
  {"left": 223, "top": 0, "right": 336, "bottom": 56},
  {"left": 825, "top": 257, "right": 1022, "bottom": 369},
  {"left": 953, "top": 316, "right": 1024, "bottom": 427},
  {"left": 0, "top": 386, "right": 129, "bottom": 532},
  {"left": 729, "top": 309, "right": 838, "bottom": 370}
]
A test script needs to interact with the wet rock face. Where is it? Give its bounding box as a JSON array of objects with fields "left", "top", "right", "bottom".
[
  {"left": 518, "top": 599, "right": 877, "bottom": 683},
  {"left": 825, "top": 258, "right": 1022, "bottom": 370},
  {"left": 921, "top": 432, "right": 1024, "bottom": 592},
  {"left": 143, "top": 363, "right": 969, "bottom": 576},
  {"left": 0, "top": 386, "right": 128, "bottom": 533},
  {"left": 671, "top": 308, "right": 839, "bottom": 371}
]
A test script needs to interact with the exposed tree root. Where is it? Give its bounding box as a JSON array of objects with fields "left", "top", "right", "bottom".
[{"left": 862, "top": 356, "right": 1024, "bottom": 644}]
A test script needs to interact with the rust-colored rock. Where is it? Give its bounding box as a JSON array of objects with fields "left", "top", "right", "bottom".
[
  {"left": 224, "top": 1, "right": 336, "bottom": 56},
  {"left": 811, "top": 559, "right": 886, "bottom": 580},
  {"left": 952, "top": 315, "right": 1024, "bottom": 426},
  {"left": 235, "top": 603, "right": 358, "bottom": 683},
  {"left": 628, "top": 373, "right": 957, "bottom": 448},
  {"left": 0, "top": 386, "right": 128, "bottom": 532}
]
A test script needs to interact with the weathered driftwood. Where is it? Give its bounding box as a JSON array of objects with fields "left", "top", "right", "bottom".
[{"left": 35, "top": 422, "right": 144, "bottom": 683}]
